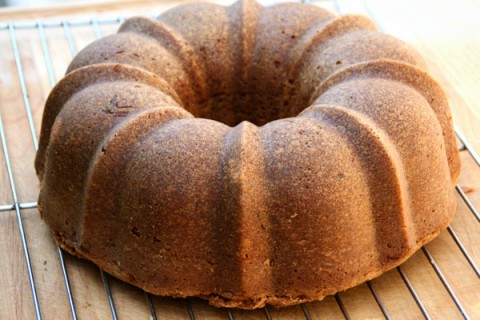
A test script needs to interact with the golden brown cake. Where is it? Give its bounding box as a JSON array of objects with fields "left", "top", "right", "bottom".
[{"left": 35, "top": 0, "right": 461, "bottom": 309}]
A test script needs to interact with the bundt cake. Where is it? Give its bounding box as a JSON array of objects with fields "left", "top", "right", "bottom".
[{"left": 35, "top": 0, "right": 461, "bottom": 309}]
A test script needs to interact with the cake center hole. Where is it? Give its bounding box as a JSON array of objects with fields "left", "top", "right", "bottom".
[{"left": 184, "top": 90, "right": 306, "bottom": 127}]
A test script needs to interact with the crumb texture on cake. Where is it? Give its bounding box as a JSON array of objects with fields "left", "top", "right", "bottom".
[{"left": 34, "top": 0, "right": 460, "bottom": 309}]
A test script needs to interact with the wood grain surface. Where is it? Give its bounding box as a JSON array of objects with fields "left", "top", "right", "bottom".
[{"left": 0, "top": 0, "right": 479, "bottom": 319}]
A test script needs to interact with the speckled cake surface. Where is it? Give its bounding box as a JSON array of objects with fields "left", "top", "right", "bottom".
[{"left": 35, "top": 0, "right": 460, "bottom": 309}]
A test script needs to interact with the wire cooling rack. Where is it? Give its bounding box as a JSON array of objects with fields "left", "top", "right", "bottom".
[{"left": 0, "top": 0, "right": 479, "bottom": 319}]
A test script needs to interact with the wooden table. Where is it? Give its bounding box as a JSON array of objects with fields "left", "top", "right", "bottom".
[{"left": 0, "top": 0, "right": 479, "bottom": 319}]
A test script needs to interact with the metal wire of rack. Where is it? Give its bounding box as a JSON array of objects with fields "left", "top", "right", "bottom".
[{"left": 0, "top": 0, "right": 479, "bottom": 319}]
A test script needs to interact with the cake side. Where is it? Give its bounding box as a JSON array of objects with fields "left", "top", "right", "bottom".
[
  {"left": 35, "top": 64, "right": 184, "bottom": 253},
  {"left": 312, "top": 61, "right": 458, "bottom": 241}
]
